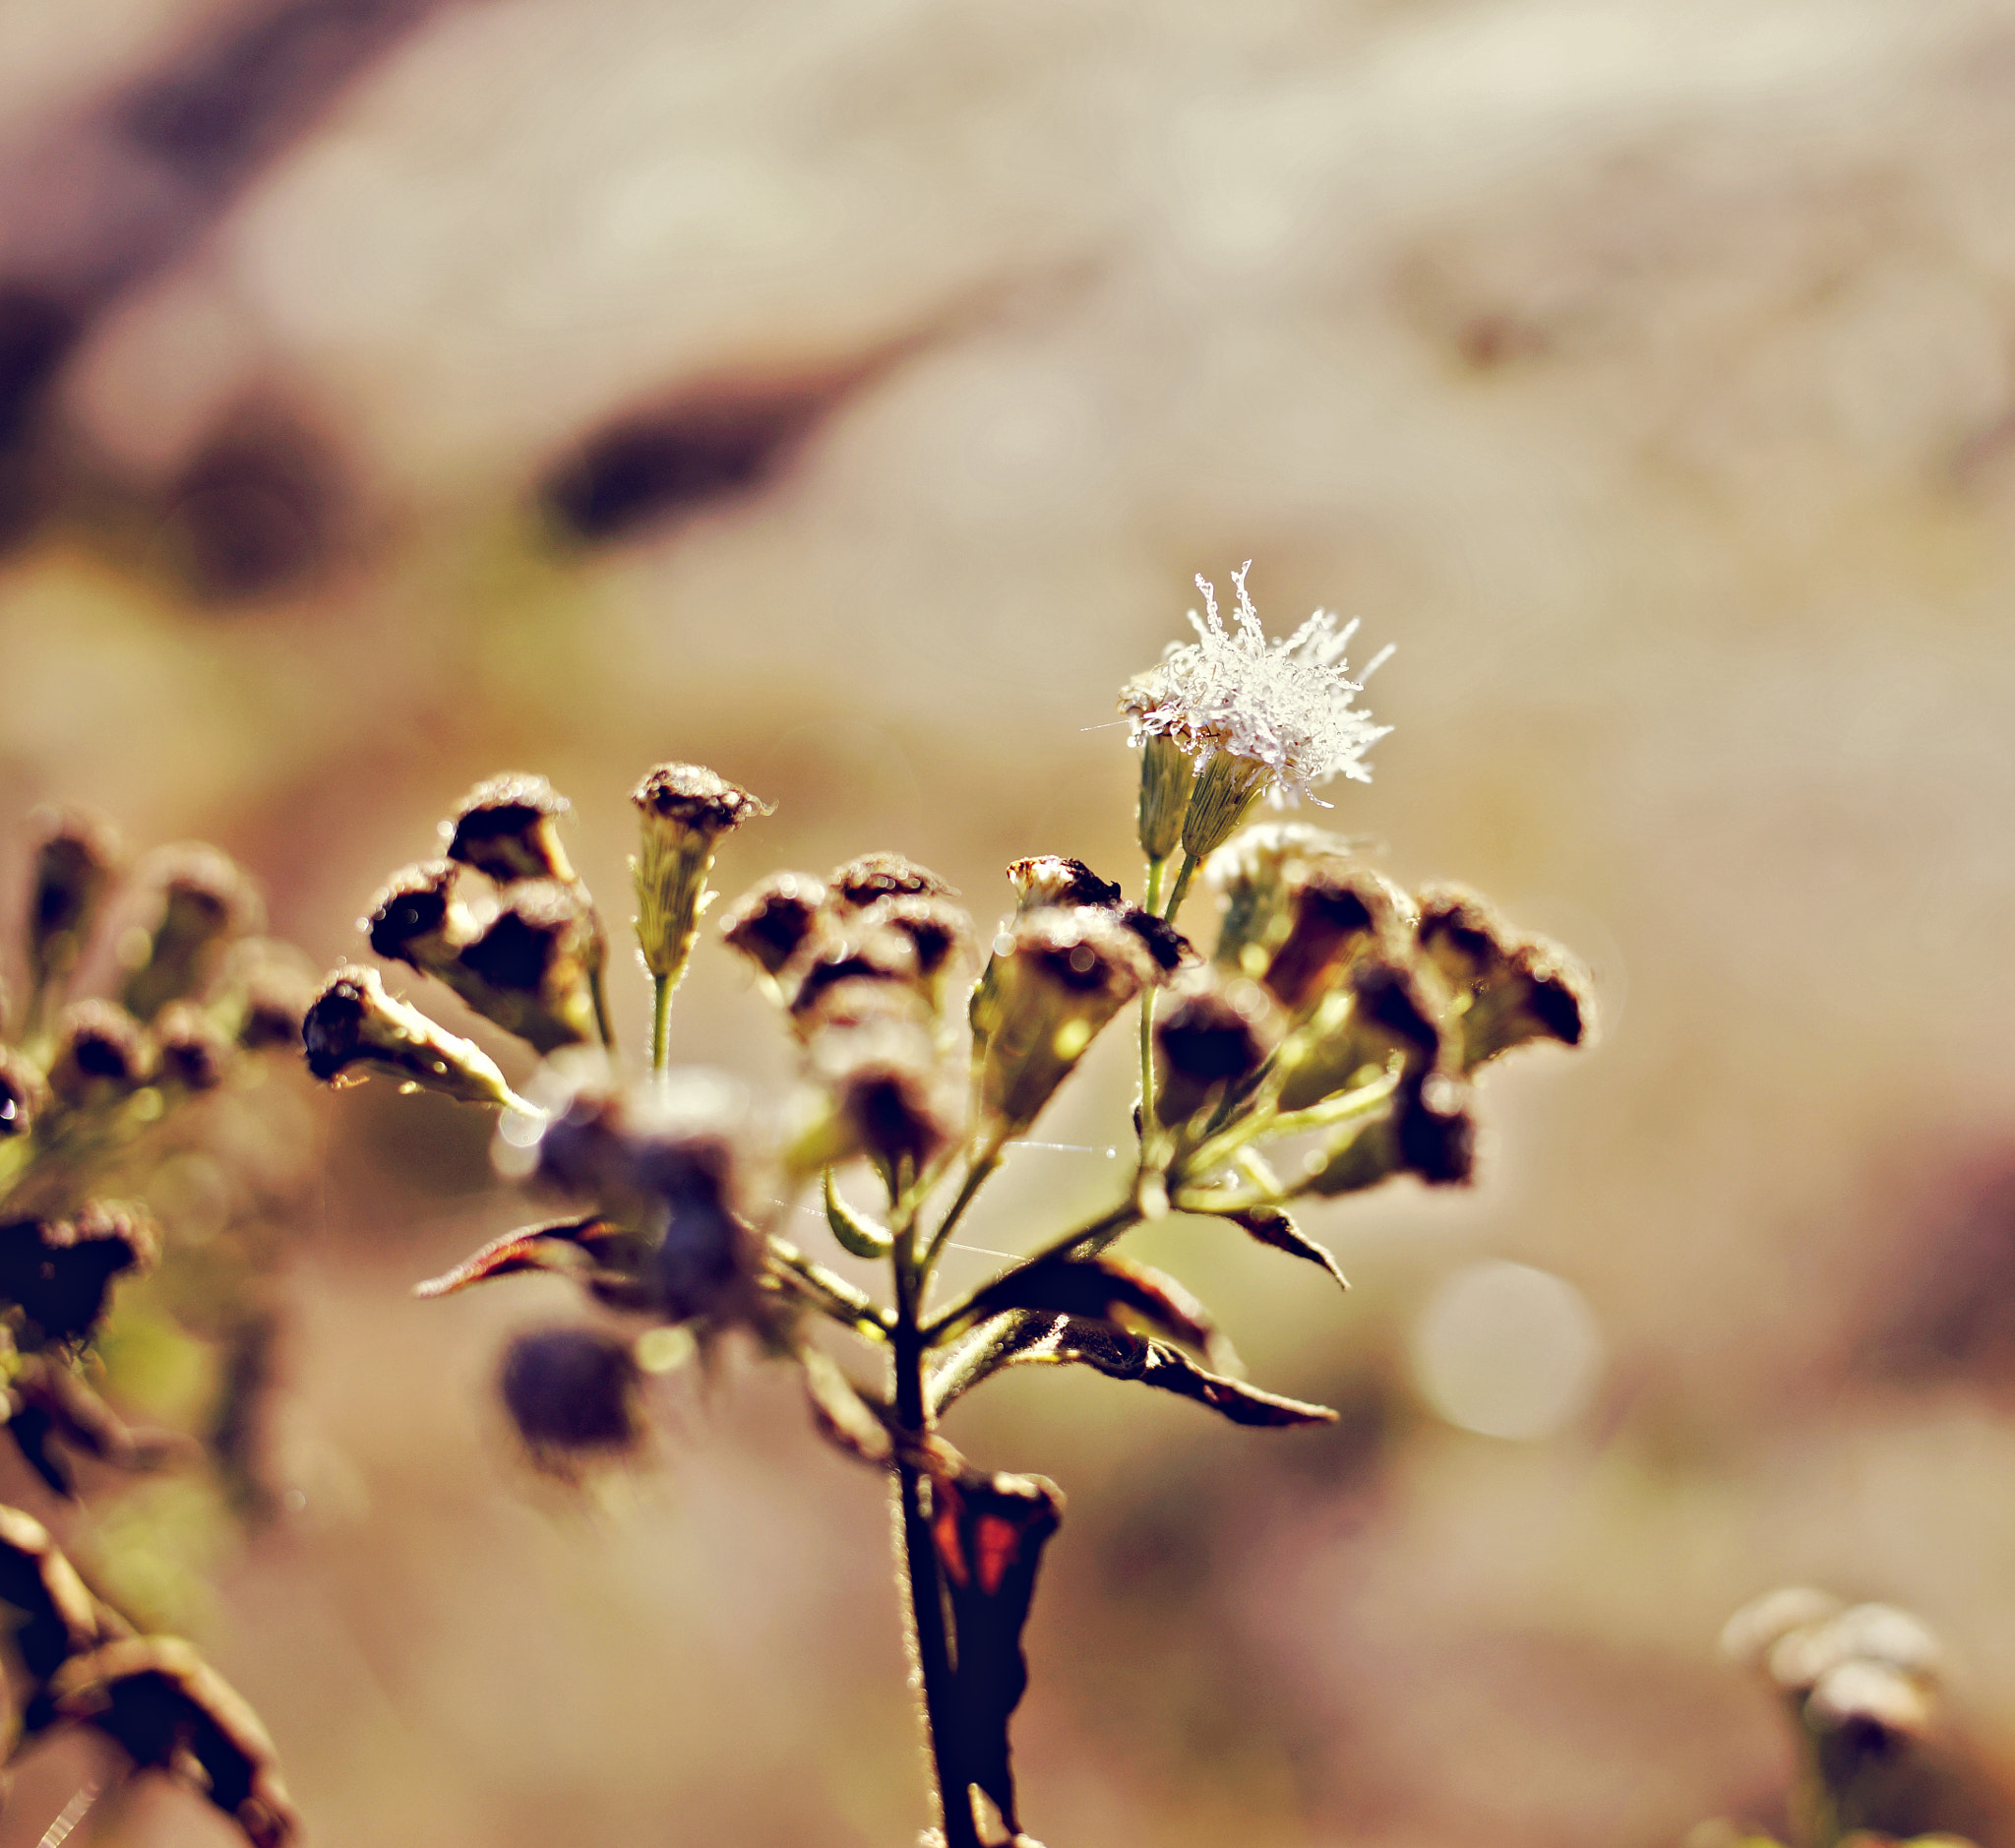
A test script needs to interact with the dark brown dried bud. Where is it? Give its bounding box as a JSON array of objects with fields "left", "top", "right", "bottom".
[
  {"left": 828, "top": 852, "right": 955, "bottom": 908},
  {"left": 1416, "top": 886, "right": 1595, "bottom": 1069},
  {"left": 48, "top": 1000, "right": 153, "bottom": 1106},
  {"left": 499, "top": 1324, "right": 642, "bottom": 1466},
  {"left": 1153, "top": 979, "right": 1278, "bottom": 1128},
  {"left": 526, "top": 1092, "right": 758, "bottom": 1324},
  {"left": 632, "top": 763, "right": 772, "bottom": 989},
  {"left": 0, "top": 1047, "right": 49, "bottom": 1138},
  {"left": 153, "top": 1002, "right": 232, "bottom": 1093},
  {"left": 364, "top": 859, "right": 464, "bottom": 967},
  {"left": 119, "top": 844, "right": 262, "bottom": 1023},
  {"left": 302, "top": 964, "right": 531, "bottom": 1111},
  {"left": 219, "top": 941, "right": 320, "bottom": 1052},
  {"left": 1276, "top": 958, "right": 1451, "bottom": 1112},
  {"left": 444, "top": 772, "right": 574, "bottom": 884},
  {"left": 1007, "top": 856, "right": 1123, "bottom": 911},
  {"left": 451, "top": 881, "right": 600, "bottom": 1053},
  {"left": 1205, "top": 823, "right": 1367, "bottom": 976},
  {"left": 719, "top": 871, "right": 828, "bottom": 978},
  {"left": 47, "top": 1636, "right": 299, "bottom": 1847},
  {"left": 798, "top": 1016, "right": 953, "bottom": 1172},
  {"left": 855, "top": 893, "right": 974, "bottom": 984},
  {"left": 0, "top": 1201, "right": 157, "bottom": 1344},
  {"left": 1262, "top": 866, "right": 1404, "bottom": 1013},
  {"left": 1118, "top": 906, "right": 1194, "bottom": 976},
  {"left": 1300, "top": 1069, "right": 1475, "bottom": 1196},
  {"left": 787, "top": 926, "right": 923, "bottom": 1035},
  {"left": 25, "top": 807, "right": 122, "bottom": 1004}
]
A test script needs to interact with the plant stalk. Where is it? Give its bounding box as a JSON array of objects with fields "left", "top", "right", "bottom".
[
  {"left": 891, "top": 1233, "right": 979, "bottom": 1848},
  {"left": 649, "top": 973, "right": 672, "bottom": 1076}
]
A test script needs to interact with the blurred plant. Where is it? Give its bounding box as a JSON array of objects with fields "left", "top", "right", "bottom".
[
  {"left": 0, "top": 810, "right": 312, "bottom": 1844},
  {"left": 307, "top": 565, "right": 1591, "bottom": 1848},
  {"left": 1705, "top": 1588, "right": 2005, "bottom": 1848}
]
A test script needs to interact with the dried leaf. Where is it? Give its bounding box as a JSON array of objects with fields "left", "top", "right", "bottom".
[
  {"left": 953, "top": 1256, "right": 1223, "bottom": 1360},
  {"left": 6, "top": 1358, "right": 195, "bottom": 1497},
  {"left": 998, "top": 1315, "right": 1336, "bottom": 1428},
  {"left": 413, "top": 1216, "right": 621, "bottom": 1298},
  {"left": 1222, "top": 1203, "right": 1350, "bottom": 1292},
  {"left": 931, "top": 1466, "right": 1063, "bottom": 1837},
  {"left": 0, "top": 1505, "right": 99, "bottom": 1686},
  {"left": 800, "top": 1348, "right": 891, "bottom": 1467},
  {"left": 822, "top": 1170, "right": 892, "bottom": 1260},
  {"left": 49, "top": 1637, "right": 298, "bottom": 1847}
]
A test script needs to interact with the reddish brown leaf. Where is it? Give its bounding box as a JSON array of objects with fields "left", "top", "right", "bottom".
[{"left": 413, "top": 1215, "right": 619, "bottom": 1298}]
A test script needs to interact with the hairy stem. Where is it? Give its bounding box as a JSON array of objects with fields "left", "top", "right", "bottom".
[
  {"left": 891, "top": 1231, "right": 978, "bottom": 1848},
  {"left": 1160, "top": 848, "right": 1201, "bottom": 922}
]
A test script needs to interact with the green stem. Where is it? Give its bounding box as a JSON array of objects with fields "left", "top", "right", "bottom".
[
  {"left": 766, "top": 1239, "right": 891, "bottom": 1341},
  {"left": 891, "top": 1228, "right": 979, "bottom": 1848},
  {"left": 921, "top": 1144, "right": 1001, "bottom": 1276},
  {"left": 649, "top": 973, "right": 672, "bottom": 1077},
  {"left": 1160, "top": 848, "right": 1201, "bottom": 922},
  {"left": 922, "top": 1196, "right": 1143, "bottom": 1345}
]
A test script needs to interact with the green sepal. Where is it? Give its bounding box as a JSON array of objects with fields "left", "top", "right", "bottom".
[{"left": 824, "top": 1170, "right": 893, "bottom": 1260}]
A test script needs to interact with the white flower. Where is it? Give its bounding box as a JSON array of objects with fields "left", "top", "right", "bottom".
[{"left": 1120, "top": 563, "right": 1392, "bottom": 805}]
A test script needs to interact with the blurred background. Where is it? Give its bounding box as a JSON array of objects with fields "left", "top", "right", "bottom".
[{"left": 4, "top": 0, "right": 2015, "bottom": 1841}]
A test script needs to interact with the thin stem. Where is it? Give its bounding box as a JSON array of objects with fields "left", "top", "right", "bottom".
[
  {"left": 1138, "top": 855, "right": 1167, "bottom": 1148},
  {"left": 1160, "top": 848, "right": 1201, "bottom": 922},
  {"left": 921, "top": 1143, "right": 1001, "bottom": 1276},
  {"left": 588, "top": 959, "right": 618, "bottom": 1055},
  {"left": 766, "top": 1239, "right": 891, "bottom": 1341},
  {"left": 923, "top": 1196, "right": 1143, "bottom": 1345},
  {"left": 649, "top": 973, "right": 672, "bottom": 1076},
  {"left": 891, "top": 1226, "right": 979, "bottom": 1848}
]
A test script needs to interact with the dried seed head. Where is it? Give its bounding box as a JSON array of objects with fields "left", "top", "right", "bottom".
[
  {"left": 976, "top": 907, "right": 1162, "bottom": 1139},
  {"left": 154, "top": 1002, "right": 232, "bottom": 1093},
  {"left": 301, "top": 964, "right": 532, "bottom": 1112},
  {"left": 631, "top": 763, "right": 771, "bottom": 988},
  {"left": 444, "top": 772, "right": 575, "bottom": 884},
  {"left": 0, "top": 1201, "right": 158, "bottom": 1345},
  {"left": 450, "top": 881, "right": 601, "bottom": 1053},
  {"left": 1299, "top": 1068, "right": 1476, "bottom": 1196},
  {"left": 787, "top": 926, "right": 924, "bottom": 1035},
  {"left": 498, "top": 1324, "right": 643, "bottom": 1468},
  {"left": 828, "top": 852, "right": 955, "bottom": 908},
  {"left": 1275, "top": 955, "right": 1451, "bottom": 1114},
  {"left": 719, "top": 871, "right": 828, "bottom": 978},
  {"left": 1008, "top": 857, "right": 1123, "bottom": 912},
  {"left": 364, "top": 860, "right": 465, "bottom": 968},
  {"left": 855, "top": 894, "right": 974, "bottom": 984},
  {"left": 1416, "top": 886, "right": 1596, "bottom": 1068},
  {"left": 119, "top": 843, "right": 262, "bottom": 1023},
  {"left": 799, "top": 1015, "right": 954, "bottom": 1171},
  {"left": 25, "top": 806, "right": 122, "bottom": 999},
  {"left": 48, "top": 1000, "right": 153, "bottom": 1106},
  {"left": 1117, "top": 906, "right": 1194, "bottom": 976},
  {"left": 1207, "top": 821, "right": 1364, "bottom": 974},
  {"left": 0, "top": 1047, "right": 49, "bottom": 1139}
]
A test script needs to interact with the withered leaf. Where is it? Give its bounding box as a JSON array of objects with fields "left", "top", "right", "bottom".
[
  {"left": 993, "top": 1315, "right": 1337, "bottom": 1428},
  {"left": 931, "top": 1466, "right": 1063, "bottom": 1839},
  {"left": 49, "top": 1637, "right": 298, "bottom": 1848},
  {"left": 950, "top": 1255, "right": 1223, "bottom": 1360},
  {"left": 1222, "top": 1203, "right": 1350, "bottom": 1292},
  {"left": 0, "top": 1504, "right": 100, "bottom": 1685},
  {"left": 414, "top": 1215, "right": 623, "bottom": 1299},
  {"left": 800, "top": 1348, "right": 891, "bottom": 1468}
]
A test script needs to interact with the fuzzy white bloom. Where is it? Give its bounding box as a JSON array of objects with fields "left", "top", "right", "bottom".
[{"left": 1121, "top": 564, "right": 1392, "bottom": 805}]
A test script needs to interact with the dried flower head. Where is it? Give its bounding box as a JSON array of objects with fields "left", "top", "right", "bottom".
[
  {"left": 631, "top": 763, "right": 771, "bottom": 991},
  {"left": 719, "top": 872, "right": 829, "bottom": 979},
  {"left": 119, "top": 844, "right": 262, "bottom": 1024},
  {"left": 1121, "top": 563, "right": 1390, "bottom": 807},
  {"left": 302, "top": 964, "right": 533, "bottom": 1112},
  {"left": 48, "top": 1000, "right": 153, "bottom": 1107},
  {"left": 829, "top": 852, "right": 956, "bottom": 908},
  {"left": 25, "top": 807, "right": 123, "bottom": 1007},
  {"left": 444, "top": 773, "right": 575, "bottom": 885}
]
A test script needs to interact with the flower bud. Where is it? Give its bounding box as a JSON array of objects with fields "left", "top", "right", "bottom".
[
  {"left": 786, "top": 925, "right": 927, "bottom": 1037},
  {"left": 631, "top": 763, "right": 771, "bottom": 989},
  {"left": 1206, "top": 823, "right": 1359, "bottom": 975},
  {"left": 48, "top": 1000, "right": 153, "bottom": 1107},
  {"left": 828, "top": 852, "right": 954, "bottom": 909},
  {"left": 0, "top": 1201, "right": 157, "bottom": 1344},
  {"left": 795, "top": 1015, "right": 954, "bottom": 1172},
  {"left": 1260, "top": 865, "right": 1408, "bottom": 1014},
  {"left": 1276, "top": 958, "right": 1450, "bottom": 1112},
  {"left": 1153, "top": 977, "right": 1279, "bottom": 1128},
  {"left": 976, "top": 908, "right": 1160, "bottom": 1139},
  {"left": 302, "top": 964, "right": 533, "bottom": 1112},
  {"left": 450, "top": 882, "right": 602, "bottom": 1053},
  {"left": 498, "top": 1324, "right": 642, "bottom": 1470},
  {"left": 1180, "top": 751, "right": 1273, "bottom": 861},
  {"left": 1299, "top": 1069, "right": 1475, "bottom": 1196},
  {"left": 444, "top": 773, "right": 575, "bottom": 885},
  {"left": 1416, "top": 886, "right": 1594, "bottom": 1069},
  {"left": 1131, "top": 731, "right": 1195, "bottom": 863},
  {"left": 719, "top": 872, "right": 828, "bottom": 980},
  {"left": 214, "top": 940, "right": 320, "bottom": 1052},
  {"left": 25, "top": 807, "right": 122, "bottom": 1006},
  {"left": 0, "top": 1048, "right": 49, "bottom": 1139},
  {"left": 119, "top": 844, "right": 261, "bottom": 1024},
  {"left": 153, "top": 1002, "right": 232, "bottom": 1093},
  {"left": 364, "top": 860, "right": 467, "bottom": 968}
]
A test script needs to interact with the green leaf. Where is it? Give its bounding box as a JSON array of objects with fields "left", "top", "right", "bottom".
[{"left": 823, "top": 1170, "right": 892, "bottom": 1260}]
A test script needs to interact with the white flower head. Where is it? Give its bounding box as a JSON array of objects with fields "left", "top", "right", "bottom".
[{"left": 1121, "top": 563, "right": 1392, "bottom": 805}]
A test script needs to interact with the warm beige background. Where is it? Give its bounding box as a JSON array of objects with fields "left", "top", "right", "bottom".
[{"left": 3, "top": 1, "right": 2015, "bottom": 1842}]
